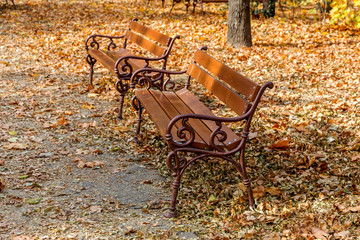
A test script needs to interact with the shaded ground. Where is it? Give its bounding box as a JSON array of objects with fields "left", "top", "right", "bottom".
[{"left": 1, "top": 0, "right": 360, "bottom": 239}]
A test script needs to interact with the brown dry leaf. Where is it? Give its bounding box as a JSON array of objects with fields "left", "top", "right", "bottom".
[
  {"left": 334, "top": 231, "right": 350, "bottom": 238},
  {"left": 0, "top": 160, "right": 4, "bottom": 166},
  {"left": 77, "top": 160, "right": 86, "bottom": 169},
  {"left": 248, "top": 132, "right": 258, "bottom": 140},
  {"left": 124, "top": 226, "right": 136, "bottom": 235},
  {"left": 43, "top": 122, "right": 57, "bottom": 129},
  {"left": 351, "top": 155, "right": 360, "bottom": 162},
  {"left": 90, "top": 205, "right": 102, "bottom": 213},
  {"left": 10, "top": 235, "right": 34, "bottom": 240},
  {"left": 57, "top": 116, "right": 69, "bottom": 126},
  {"left": 238, "top": 183, "right": 247, "bottom": 191},
  {"left": 265, "top": 187, "right": 282, "bottom": 196},
  {"left": 253, "top": 185, "right": 265, "bottom": 199},
  {"left": 268, "top": 138, "right": 290, "bottom": 149},
  {"left": 311, "top": 227, "right": 328, "bottom": 240},
  {"left": 2, "top": 143, "right": 28, "bottom": 150},
  {"left": 347, "top": 206, "right": 360, "bottom": 212},
  {"left": 0, "top": 179, "right": 5, "bottom": 192}
]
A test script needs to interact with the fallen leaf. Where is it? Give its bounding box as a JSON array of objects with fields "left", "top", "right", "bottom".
[
  {"left": 347, "top": 206, "right": 360, "bottom": 212},
  {"left": 90, "top": 205, "right": 102, "bottom": 213},
  {"left": 248, "top": 132, "right": 258, "bottom": 139},
  {"left": 25, "top": 197, "right": 42, "bottom": 205},
  {"left": 253, "top": 185, "right": 265, "bottom": 199},
  {"left": 0, "top": 160, "right": 4, "bottom": 166},
  {"left": 268, "top": 138, "right": 290, "bottom": 149},
  {"left": 77, "top": 160, "right": 86, "bottom": 169},
  {"left": 2, "top": 143, "right": 28, "bottom": 150},
  {"left": 57, "top": 116, "right": 69, "bottom": 126},
  {"left": 124, "top": 226, "right": 136, "bottom": 235},
  {"left": 8, "top": 131, "right": 17, "bottom": 135},
  {"left": 311, "top": 227, "right": 328, "bottom": 240},
  {"left": 351, "top": 155, "right": 360, "bottom": 162},
  {"left": 0, "top": 179, "right": 5, "bottom": 192},
  {"left": 334, "top": 231, "right": 350, "bottom": 238},
  {"left": 265, "top": 187, "right": 282, "bottom": 196}
]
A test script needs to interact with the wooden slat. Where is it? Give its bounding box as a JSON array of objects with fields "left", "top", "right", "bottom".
[
  {"left": 106, "top": 49, "right": 147, "bottom": 70},
  {"left": 187, "top": 63, "right": 250, "bottom": 116},
  {"left": 150, "top": 90, "right": 209, "bottom": 148},
  {"left": 176, "top": 88, "right": 241, "bottom": 150},
  {"left": 135, "top": 89, "right": 207, "bottom": 149},
  {"left": 134, "top": 89, "right": 179, "bottom": 140},
  {"left": 193, "top": 49, "right": 260, "bottom": 101},
  {"left": 88, "top": 49, "right": 148, "bottom": 75},
  {"left": 130, "top": 21, "right": 172, "bottom": 46},
  {"left": 89, "top": 49, "right": 117, "bottom": 75},
  {"left": 125, "top": 31, "right": 166, "bottom": 58}
]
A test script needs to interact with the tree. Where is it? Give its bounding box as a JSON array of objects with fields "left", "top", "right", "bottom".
[{"left": 227, "top": 0, "right": 252, "bottom": 47}]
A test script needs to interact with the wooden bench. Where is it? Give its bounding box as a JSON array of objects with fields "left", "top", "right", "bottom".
[
  {"left": 130, "top": 47, "right": 274, "bottom": 217},
  {"left": 85, "top": 19, "right": 180, "bottom": 119}
]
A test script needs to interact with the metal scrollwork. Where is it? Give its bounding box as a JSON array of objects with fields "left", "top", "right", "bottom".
[
  {"left": 89, "top": 37, "right": 99, "bottom": 50},
  {"left": 115, "top": 79, "right": 129, "bottom": 94},
  {"left": 209, "top": 121, "right": 227, "bottom": 152},
  {"left": 107, "top": 38, "right": 117, "bottom": 50},
  {"left": 170, "top": 118, "right": 195, "bottom": 148},
  {"left": 166, "top": 151, "right": 188, "bottom": 177},
  {"left": 85, "top": 54, "right": 96, "bottom": 65},
  {"left": 162, "top": 74, "right": 176, "bottom": 91}
]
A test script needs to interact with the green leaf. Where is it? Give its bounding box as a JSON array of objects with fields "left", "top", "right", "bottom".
[
  {"left": 25, "top": 197, "right": 42, "bottom": 205},
  {"left": 9, "top": 131, "right": 17, "bottom": 136},
  {"left": 208, "top": 194, "right": 217, "bottom": 202},
  {"left": 18, "top": 175, "right": 29, "bottom": 179}
]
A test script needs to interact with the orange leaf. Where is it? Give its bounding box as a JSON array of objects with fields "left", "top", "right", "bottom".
[
  {"left": 0, "top": 179, "right": 5, "bottom": 192},
  {"left": 265, "top": 187, "right": 282, "bottom": 196},
  {"left": 269, "top": 138, "right": 290, "bottom": 149}
]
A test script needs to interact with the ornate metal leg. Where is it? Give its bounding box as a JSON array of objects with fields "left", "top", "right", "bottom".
[
  {"left": 86, "top": 54, "right": 96, "bottom": 89},
  {"left": 131, "top": 96, "right": 143, "bottom": 144},
  {"left": 239, "top": 148, "right": 255, "bottom": 208},
  {"left": 115, "top": 79, "right": 129, "bottom": 120},
  {"left": 164, "top": 177, "right": 181, "bottom": 218},
  {"left": 164, "top": 151, "right": 188, "bottom": 218}
]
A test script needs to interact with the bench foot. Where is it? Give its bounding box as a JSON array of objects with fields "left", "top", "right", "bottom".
[
  {"left": 86, "top": 54, "right": 97, "bottom": 88},
  {"left": 164, "top": 209, "right": 178, "bottom": 218}
]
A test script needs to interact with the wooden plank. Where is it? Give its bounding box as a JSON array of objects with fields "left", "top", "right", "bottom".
[
  {"left": 106, "top": 49, "right": 148, "bottom": 71},
  {"left": 150, "top": 90, "right": 209, "bottom": 148},
  {"left": 135, "top": 89, "right": 207, "bottom": 149},
  {"left": 187, "top": 63, "right": 250, "bottom": 116},
  {"left": 193, "top": 49, "right": 260, "bottom": 101},
  {"left": 130, "top": 21, "right": 171, "bottom": 46},
  {"left": 125, "top": 31, "right": 166, "bottom": 58},
  {"left": 89, "top": 49, "right": 148, "bottom": 75},
  {"left": 89, "top": 49, "right": 117, "bottom": 75},
  {"left": 134, "top": 89, "right": 179, "bottom": 140},
  {"left": 176, "top": 88, "right": 241, "bottom": 150}
]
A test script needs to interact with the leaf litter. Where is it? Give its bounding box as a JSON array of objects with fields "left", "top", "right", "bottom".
[{"left": 0, "top": 0, "right": 359, "bottom": 238}]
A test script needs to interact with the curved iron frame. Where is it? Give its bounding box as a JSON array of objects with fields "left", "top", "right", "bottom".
[
  {"left": 130, "top": 61, "right": 274, "bottom": 217},
  {"left": 84, "top": 19, "right": 180, "bottom": 119}
]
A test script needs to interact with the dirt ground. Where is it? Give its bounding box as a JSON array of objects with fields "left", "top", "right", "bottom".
[
  {"left": 0, "top": 49, "right": 201, "bottom": 239},
  {"left": 1, "top": 0, "right": 360, "bottom": 239}
]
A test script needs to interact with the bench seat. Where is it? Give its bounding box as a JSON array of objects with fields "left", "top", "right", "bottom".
[
  {"left": 88, "top": 49, "right": 148, "bottom": 76},
  {"left": 135, "top": 88, "right": 241, "bottom": 150}
]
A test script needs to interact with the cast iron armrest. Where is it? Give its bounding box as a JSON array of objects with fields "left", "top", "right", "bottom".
[
  {"left": 129, "top": 68, "right": 187, "bottom": 89},
  {"left": 165, "top": 81, "right": 274, "bottom": 150},
  {"left": 85, "top": 34, "right": 127, "bottom": 52}
]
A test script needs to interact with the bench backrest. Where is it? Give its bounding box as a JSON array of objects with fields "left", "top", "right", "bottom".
[
  {"left": 125, "top": 21, "right": 173, "bottom": 58},
  {"left": 186, "top": 49, "right": 261, "bottom": 116}
]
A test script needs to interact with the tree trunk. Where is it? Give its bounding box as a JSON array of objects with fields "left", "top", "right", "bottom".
[{"left": 227, "top": 0, "right": 252, "bottom": 47}]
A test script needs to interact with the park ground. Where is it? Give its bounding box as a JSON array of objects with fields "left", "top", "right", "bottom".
[{"left": 0, "top": 0, "right": 360, "bottom": 239}]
